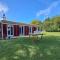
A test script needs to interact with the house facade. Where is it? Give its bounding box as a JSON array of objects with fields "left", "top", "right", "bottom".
[
  {"left": 0, "top": 20, "right": 39, "bottom": 39},
  {"left": 0, "top": 14, "right": 39, "bottom": 39}
]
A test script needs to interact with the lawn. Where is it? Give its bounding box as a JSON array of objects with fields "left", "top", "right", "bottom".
[
  {"left": 44, "top": 32, "right": 60, "bottom": 36},
  {"left": 0, "top": 32, "right": 60, "bottom": 60}
]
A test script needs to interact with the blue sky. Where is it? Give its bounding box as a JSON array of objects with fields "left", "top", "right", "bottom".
[{"left": 0, "top": 0, "right": 60, "bottom": 23}]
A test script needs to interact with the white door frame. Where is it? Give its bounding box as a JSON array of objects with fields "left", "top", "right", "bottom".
[{"left": 7, "top": 24, "right": 13, "bottom": 38}]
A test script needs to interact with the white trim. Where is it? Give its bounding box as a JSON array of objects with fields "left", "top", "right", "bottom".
[
  {"left": 37, "top": 27, "right": 38, "bottom": 31},
  {"left": 20, "top": 26, "right": 25, "bottom": 36},
  {"left": 21, "top": 26, "right": 22, "bottom": 35},
  {"left": 7, "top": 25, "right": 8, "bottom": 38},
  {"left": 20, "top": 26, "right": 23, "bottom": 36},
  {"left": 23, "top": 26, "right": 25, "bottom": 35},
  {"left": 29, "top": 26, "right": 32, "bottom": 34},
  {"left": 7, "top": 24, "right": 14, "bottom": 38},
  {"left": 13, "top": 25, "right": 14, "bottom": 37}
]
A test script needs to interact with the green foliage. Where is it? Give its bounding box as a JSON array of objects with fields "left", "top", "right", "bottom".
[
  {"left": 31, "top": 19, "right": 42, "bottom": 30},
  {"left": 31, "top": 19, "right": 42, "bottom": 25},
  {"left": 0, "top": 32, "right": 60, "bottom": 60},
  {"left": 31, "top": 16, "right": 60, "bottom": 32},
  {"left": 43, "top": 16, "right": 60, "bottom": 32}
]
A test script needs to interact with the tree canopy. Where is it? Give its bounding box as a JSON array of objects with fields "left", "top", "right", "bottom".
[
  {"left": 31, "top": 16, "right": 60, "bottom": 32},
  {"left": 31, "top": 19, "right": 42, "bottom": 30}
]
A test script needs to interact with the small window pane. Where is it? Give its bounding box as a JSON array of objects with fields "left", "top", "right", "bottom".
[
  {"left": 11, "top": 27, "right": 13, "bottom": 35},
  {"left": 8, "top": 30, "right": 10, "bottom": 35}
]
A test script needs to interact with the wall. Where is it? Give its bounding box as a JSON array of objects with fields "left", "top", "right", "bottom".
[
  {"left": 14, "top": 25, "right": 19, "bottom": 36},
  {"left": 3, "top": 24, "right": 7, "bottom": 39}
]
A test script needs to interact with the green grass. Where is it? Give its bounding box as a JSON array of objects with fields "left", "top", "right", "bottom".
[
  {"left": 44, "top": 32, "right": 60, "bottom": 36},
  {"left": 0, "top": 32, "right": 60, "bottom": 60}
]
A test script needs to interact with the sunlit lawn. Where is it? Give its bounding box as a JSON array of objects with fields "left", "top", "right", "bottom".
[
  {"left": 44, "top": 32, "right": 60, "bottom": 36},
  {"left": 0, "top": 32, "right": 60, "bottom": 60}
]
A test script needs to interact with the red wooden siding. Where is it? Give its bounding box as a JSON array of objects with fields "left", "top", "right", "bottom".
[
  {"left": 17, "top": 25, "right": 19, "bottom": 36},
  {"left": 14, "top": 25, "right": 19, "bottom": 36},
  {"left": 32, "top": 27, "right": 37, "bottom": 33},
  {"left": 24, "top": 26, "right": 29, "bottom": 35},
  {"left": 3, "top": 24, "right": 7, "bottom": 38}
]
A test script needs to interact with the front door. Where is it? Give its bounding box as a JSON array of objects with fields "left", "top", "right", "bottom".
[{"left": 7, "top": 25, "right": 13, "bottom": 39}]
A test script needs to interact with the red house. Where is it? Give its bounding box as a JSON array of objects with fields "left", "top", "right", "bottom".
[{"left": 0, "top": 14, "right": 39, "bottom": 39}]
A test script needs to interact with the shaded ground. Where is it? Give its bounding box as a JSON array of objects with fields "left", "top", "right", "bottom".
[{"left": 0, "top": 32, "right": 60, "bottom": 60}]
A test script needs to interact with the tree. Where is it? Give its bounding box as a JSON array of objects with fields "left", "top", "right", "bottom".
[
  {"left": 43, "top": 16, "right": 60, "bottom": 32},
  {"left": 52, "top": 16, "right": 60, "bottom": 31},
  {"left": 43, "top": 17, "right": 52, "bottom": 31},
  {"left": 31, "top": 19, "right": 42, "bottom": 30},
  {"left": 31, "top": 16, "right": 60, "bottom": 32}
]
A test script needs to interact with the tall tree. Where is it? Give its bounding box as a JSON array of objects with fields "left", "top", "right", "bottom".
[{"left": 43, "top": 16, "right": 60, "bottom": 32}]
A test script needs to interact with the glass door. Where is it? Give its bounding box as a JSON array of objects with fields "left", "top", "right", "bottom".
[{"left": 7, "top": 25, "right": 13, "bottom": 39}]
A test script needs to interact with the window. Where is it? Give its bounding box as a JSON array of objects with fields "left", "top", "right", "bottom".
[
  {"left": 21, "top": 26, "right": 23, "bottom": 35},
  {"left": 7, "top": 25, "right": 13, "bottom": 35},
  {"left": 29, "top": 27, "right": 31, "bottom": 33},
  {"left": 11, "top": 27, "right": 13, "bottom": 35},
  {"left": 8, "top": 30, "right": 10, "bottom": 35},
  {"left": 8, "top": 27, "right": 10, "bottom": 29}
]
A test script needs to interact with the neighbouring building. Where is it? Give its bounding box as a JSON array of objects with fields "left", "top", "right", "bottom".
[{"left": 0, "top": 14, "right": 39, "bottom": 39}]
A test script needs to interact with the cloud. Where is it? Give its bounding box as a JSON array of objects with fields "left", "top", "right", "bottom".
[
  {"left": 36, "top": 1, "right": 60, "bottom": 17},
  {"left": 0, "top": 2, "right": 8, "bottom": 13}
]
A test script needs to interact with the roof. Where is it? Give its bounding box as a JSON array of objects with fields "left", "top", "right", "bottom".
[
  {"left": 1, "top": 20, "right": 19, "bottom": 25},
  {"left": 1, "top": 20, "right": 39, "bottom": 27}
]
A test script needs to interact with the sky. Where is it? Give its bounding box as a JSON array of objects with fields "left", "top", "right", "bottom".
[{"left": 0, "top": 0, "right": 60, "bottom": 23}]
